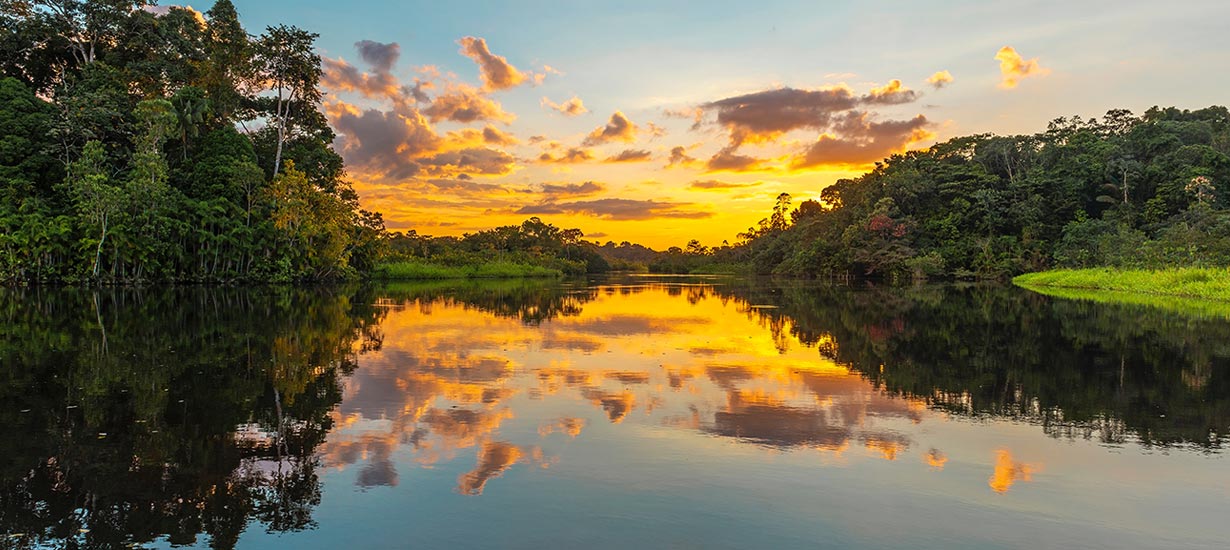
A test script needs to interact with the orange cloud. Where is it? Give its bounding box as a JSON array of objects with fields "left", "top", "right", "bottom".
[
  {"left": 988, "top": 449, "right": 1040, "bottom": 493},
  {"left": 538, "top": 417, "right": 586, "bottom": 438},
  {"left": 927, "top": 70, "right": 953, "bottom": 89},
  {"left": 424, "top": 83, "right": 515, "bottom": 124},
  {"left": 995, "top": 46, "right": 1049, "bottom": 89},
  {"left": 457, "top": 441, "right": 523, "bottom": 495},
  {"left": 689, "top": 180, "right": 763, "bottom": 191},
  {"left": 924, "top": 448, "right": 947, "bottom": 470},
  {"left": 864, "top": 79, "right": 918, "bottom": 105},
  {"left": 457, "top": 36, "right": 528, "bottom": 91},
  {"left": 583, "top": 111, "right": 638, "bottom": 146},
  {"left": 445, "top": 125, "right": 519, "bottom": 147},
  {"left": 541, "top": 95, "right": 588, "bottom": 117},
  {"left": 417, "top": 147, "right": 517, "bottom": 177},
  {"left": 863, "top": 434, "right": 910, "bottom": 460},
  {"left": 321, "top": 56, "right": 403, "bottom": 100},
  {"left": 792, "top": 113, "right": 933, "bottom": 169}
]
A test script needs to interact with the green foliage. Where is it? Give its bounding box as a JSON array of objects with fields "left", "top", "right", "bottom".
[
  {"left": 0, "top": 6, "right": 384, "bottom": 284},
  {"left": 384, "top": 217, "right": 609, "bottom": 277},
  {"left": 712, "top": 106, "right": 1230, "bottom": 280}
]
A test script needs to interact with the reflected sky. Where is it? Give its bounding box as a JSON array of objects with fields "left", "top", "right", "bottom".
[
  {"left": 8, "top": 282, "right": 1226, "bottom": 549},
  {"left": 284, "top": 279, "right": 1230, "bottom": 549}
]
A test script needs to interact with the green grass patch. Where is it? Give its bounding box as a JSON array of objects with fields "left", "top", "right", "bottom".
[
  {"left": 1013, "top": 267, "right": 1230, "bottom": 301},
  {"left": 1015, "top": 284, "right": 1230, "bottom": 320},
  {"left": 373, "top": 260, "right": 562, "bottom": 280}
]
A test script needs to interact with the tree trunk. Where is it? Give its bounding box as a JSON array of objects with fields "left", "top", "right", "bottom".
[{"left": 92, "top": 216, "right": 107, "bottom": 280}]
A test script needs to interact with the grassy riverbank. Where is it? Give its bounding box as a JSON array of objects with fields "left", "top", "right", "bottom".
[
  {"left": 1013, "top": 267, "right": 1230, "bottom": 302},
  {"left": 372, "top": 260, "right": 562, "bottom": 280}
]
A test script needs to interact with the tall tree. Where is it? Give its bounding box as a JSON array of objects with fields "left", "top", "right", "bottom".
[
  {"left": 252, "top": 25, "right": 321, "bottom": 176},
  {"left": 66, "top": 140, "right": 122, "bottom": 278}
]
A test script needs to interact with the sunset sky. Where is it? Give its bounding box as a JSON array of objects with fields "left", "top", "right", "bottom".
[{"left": 217, "top": 0, "right": 1229, "bottom": 248}]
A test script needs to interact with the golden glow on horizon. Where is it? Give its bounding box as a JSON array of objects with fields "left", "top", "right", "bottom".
[{"left": 316, "top": 32, "right": 1025, "bottom": 247}]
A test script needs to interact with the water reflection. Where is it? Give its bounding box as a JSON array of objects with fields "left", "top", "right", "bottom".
[
  {"left": 1, "top": 278, "right": 1227, "bottom": 548},
  {"left": 0, "top": 286, "right": 384, "bottom": 549},
  {"left": 323, "top": 279, "right": 1228, "bottom": 501}
]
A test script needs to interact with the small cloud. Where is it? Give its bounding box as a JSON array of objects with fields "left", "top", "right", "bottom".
[
  {"left": 667, "top": 146, "right": 697, "bottom": 168},
  {"left": 541, "top": 95, "right": 588, "bottom": 117},
  {"left": 417, "top": 147, "right": 516, "bottom": 177},
  {"left": 689, "top": 180, "right": 763, "bottom": 191},
  {"left": 538, "top": 148, "right": 595, "bottom": 164},
  {"left": 583, "top": 111, "right": 638, "bottom": 146},
  {"left": 663, "top": 106, "right": 705, "bottom": 130},
  {"left": 424, "top": 83, "right": 515, "bottom": 124},
  {"left": 540, "top": 181, "right": 605, "bottom": 197},
  {"left": 646, "top": 122, "right": 667, "bottom": 139},
  {"left": 995, "top": 46, "right": 1049, "bottom": 89},
  {"left": 481, "top": 125, "right": 518, "bottom": 146},
  {"left": 605, "top": 149, "right": 652, "bottom": 163},
  {"left": 792, "top": 113, "right": 933, "bottom": 169},
  {"left": 458, "top": 36, "right": 528, "bottom": 91},
  {"left": 706, "top": 148, "right": 768, "bottom": 173},
  {"left": 516, "top": 198, "right": 712, "bottom": 220},
  {"left": 863, "top": 79, "right": 919, "bottom": 105},
  {"left": 354, "top": 40, "right": 400, "bottom": 73},
  {"left": 926, "top": 70, "right": 953, "bottom": 89},
  {"left": 444, "top": 125, "right": 519, "bottom": 147}
]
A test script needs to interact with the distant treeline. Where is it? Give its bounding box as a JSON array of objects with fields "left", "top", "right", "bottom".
[
  {"left": 1, "top": 1, "right": 384, "bottom": 284},
  {"left": 384, "top": 217, "right": 611, "bottom": 276},
  {"left": 657, "top": 107, "right": 1230, "bottom": 279}
]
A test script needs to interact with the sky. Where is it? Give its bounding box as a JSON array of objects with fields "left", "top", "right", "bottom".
[{"left": 197, "top": 0, "right": 1230, "bottom": 247}]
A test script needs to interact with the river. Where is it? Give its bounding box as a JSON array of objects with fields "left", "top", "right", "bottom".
[{"left": 1, "top": 276, "right": 1227, "bottom": 549}]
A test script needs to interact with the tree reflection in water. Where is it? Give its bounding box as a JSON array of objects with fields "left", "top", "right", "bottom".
[
  {"left": 1, "top": 278, "right": 1227, "bottom": 547},
  {"left": 0, "top": 286, "right": 385, "bottom": 549}
]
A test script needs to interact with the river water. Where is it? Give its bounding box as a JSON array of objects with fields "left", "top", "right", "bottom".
[{"left": 1, "top": 276, "right": 1227, "bottom": 549}]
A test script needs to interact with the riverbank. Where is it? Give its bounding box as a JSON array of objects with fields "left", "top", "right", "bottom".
[
  {"left": 1013, "top": 267, "right": 1230, "bottom": 302},
  {"left": 372, "top": 260, "right": 563, "bottom": 280}
]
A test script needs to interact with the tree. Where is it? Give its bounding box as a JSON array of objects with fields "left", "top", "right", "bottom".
[
  {"left": 770, "top": 192, "right": 792, "bottom": 231},
  {"left": 170, "top": 86, "right": 210, "bottom": 158},
  {"left": 66, "top": 140, "right": 122, "bottom": 278},
  {"left": 791, "top": 199, "right": 823, "bottom": 224},
  {"left": 202, "top": 0, "right": 250, "bottom": 121},
  {"left": 252, "top": 25, "right": 321, "bottom": 176},
  {"left": 14, "top": 0, "right": 150, "bottom": 65}
]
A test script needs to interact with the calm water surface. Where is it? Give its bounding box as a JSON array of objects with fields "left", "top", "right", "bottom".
[{"left": 2, "top": 277, "right": 1228, "bottom": 549}]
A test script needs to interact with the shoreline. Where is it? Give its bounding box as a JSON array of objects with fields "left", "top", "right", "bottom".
[{"left": 1013, "top": 267, "right": 1230, "bottom": 302}]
